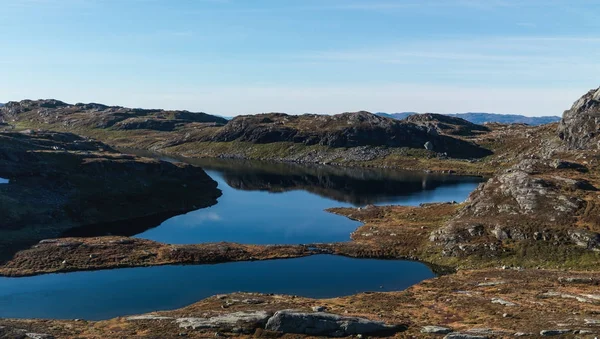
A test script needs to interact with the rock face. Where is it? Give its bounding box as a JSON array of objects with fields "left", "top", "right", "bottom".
[
  {"left": 558, "top": 86, "right": 600, "bottom": 149},
  {"left": 264, "top": 310, "right": 403, "bottom": 336},
  {"left": 211, "top": 112, "right": 492, "bottom": 158},
  {"left": 0, "top": 130, "right": 221, "bottom": 261}
]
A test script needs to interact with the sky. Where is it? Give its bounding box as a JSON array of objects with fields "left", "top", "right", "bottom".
[{"left": 1, "top": 0, "right": 599, "bottom": 116}]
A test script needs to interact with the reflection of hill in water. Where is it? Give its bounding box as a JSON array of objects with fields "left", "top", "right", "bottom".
[{"left": 179, "top": 158, "right": 485, "bottom": 206}]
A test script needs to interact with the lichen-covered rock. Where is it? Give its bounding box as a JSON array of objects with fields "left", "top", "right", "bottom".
[
  {"left": 430, "top": 158, "right": 590, "bottom": 256},
  {"left": 558, "top": 86, "right": 600, "bottom": 150},
  {"left": 176, "top": 311, "right": 271, "bottom": 331}
]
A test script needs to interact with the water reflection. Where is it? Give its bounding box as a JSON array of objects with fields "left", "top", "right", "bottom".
[
  {"left": 160, "top": 157, "right": 483, "bottom": 206},
  {"left": 136, "top": 158, "right": 483, "bottom": 245}
]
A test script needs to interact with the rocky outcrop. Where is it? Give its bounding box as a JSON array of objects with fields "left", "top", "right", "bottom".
[
  {"left": 0, "top": 130, "right": 221, "bottom": 261},
  {"left": 430, "top": 158, "right": 596, "bottom": 257},
  {"left": 210, "top": 112, "right": 492, "bottom": 158},
  {"left": 558, "top": 86, "right": 600, "bottom": 149}
]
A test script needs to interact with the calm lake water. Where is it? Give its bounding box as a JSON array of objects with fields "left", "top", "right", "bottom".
[
  {"left": 0, "top": 158, "right": 483, "bottom": 320},
  {"left": 0, "top": 178, "right": 8, "bottom": 184},
  {"left": 0, "top": 255, "right": 434, "bottom": 320},
  {"left": 136, "top": 158, "right": 482, "bottom": 245}
]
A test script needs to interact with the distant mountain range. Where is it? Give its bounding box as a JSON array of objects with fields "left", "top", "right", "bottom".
[{"left": 376, "top": 112, "right": 561, "bottom": 126}]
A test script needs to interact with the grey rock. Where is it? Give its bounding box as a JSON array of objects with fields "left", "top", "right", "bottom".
[
  {"left": 265, "top": 310, "right": 402, "bottom": 336},
  {"left": 424, "top": 141, "right": 434, "bottom": 150},
  {"left": 127, "top": 315, "right": 173, "bottom": 321},
  {"left": 558, "top": 276, "right": 595, "bottom": 284},
  {"left": 312, "top": 306, "right": 327, "bottom": 312},
  {"left": 26, "top": 334, "right": 55, "bottom": 339},
  {"left": 176, "top": 311, "right": 271, "bottom": 330},
  {"left": 513, "top": 332, "right": 532, "bottom": 336},
  {"left": 540, "top": 329, "right": 571, "bottom": 336},
  {"left": 444, "top": 333, "right": 488, "bottom": 339},
  {"left": 477, "top": 281, "right": 506, "bottom": 287},
  {"left": 568, "top": 230, "right": 600, "bottom": 251},
  {"left": 491, "top": 298, "right": 518, "bottom": 306},
  {"left": 241, "top": 298, "right": 264, "bottom": 305},
  {"left": 421, "top": 325, "right": 453, "bottom": 334}
]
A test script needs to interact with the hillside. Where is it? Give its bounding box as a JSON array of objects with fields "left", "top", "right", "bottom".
[
  {"left": 378, "top": 112, "right": 561, "bottom": 125},
  {"left": 0, "top": 102, "right": 497, "bottom": 172}
]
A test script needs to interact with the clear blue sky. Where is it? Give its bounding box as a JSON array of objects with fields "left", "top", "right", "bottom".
[{"left": 1, "top": 0, "right": 599, "bottom": 116}]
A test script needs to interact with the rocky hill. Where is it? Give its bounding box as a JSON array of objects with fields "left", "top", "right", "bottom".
[
  {"left": 378, "top": 112, "right": 561, "bottom": 125},
  {"left": 558, "top": 86, "right": 600, "bottom": 150},
  {"left": 426, "top": 87, "right": 600, "bottom": 265},
  {"left": 208, "top": 112, "right": 491, "bottom": 158},
  {"left": 0, "top": 101, "right": 494, "bottom": 165},
  {"left": 0, "top": 129, "right": 221, "bottom": 261}
]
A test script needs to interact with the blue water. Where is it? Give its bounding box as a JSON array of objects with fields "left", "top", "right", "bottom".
[
  {"left": 0, "top": 159, "right": 482, "bottom": 321},
  {"left": 0, "top": 255, "right": 434, "bottom": 320},
  {"left": 136, "top": 165, "right": 482, "bottom": 245},
  {"left": 0, "top": 178, "right": 8, "bottom": 184}
]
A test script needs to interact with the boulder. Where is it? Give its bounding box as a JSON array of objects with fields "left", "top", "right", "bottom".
[
  {"left": 264, "top": 310, "right": 403, "bottom": 336},
  {"left": 422, "top": 325, "right": 453, "bottom": 334}
]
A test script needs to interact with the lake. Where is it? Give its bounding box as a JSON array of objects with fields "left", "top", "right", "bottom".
[
  {"left": 0, "top": 255, "right": 434, "bottom": 320},
  {"left": 0, "top": 158, "right": 483, "bottom": 320},
  {"left": 136, "top": 158, "right": 482, "bottom": 245}
]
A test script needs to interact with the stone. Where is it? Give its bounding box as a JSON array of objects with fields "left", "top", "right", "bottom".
[
  {"left": 421, "top": 325, "right": 453, "bottom": 334},
  {"left": 491, "top": 298, "right": 517, "bottom": 307},
  {"left": 539, "top": 329, "right": 571, "bottom": 336},
  {"left": 264, "top": 310, "right": 402, "bottom": 336},
  {"left": 26, "top": 334, "right": 55, "bottom": 339},
  {"left": 312, "top": 306, "right": 327, "bottom": 312},
  {"left": 176, "top": 311, "right": 271, "bottom": 330},
  {"left": 443, "top": 333, "right": 488, "bottom": 339},
  {"left": 558, "top": 277, "right": 595, "bottom": 284},
  {"left": 424, "top": 141, "right": 434, "bottom": 151},
  {"left": 477, "top": 281, "right": 506, "bottom": 287},
  {"left": 241, "top": 299, "right": 264, "bottom": 305},
  {"left": 127, "top": 315, "right": 173, "bottom": 321}
]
